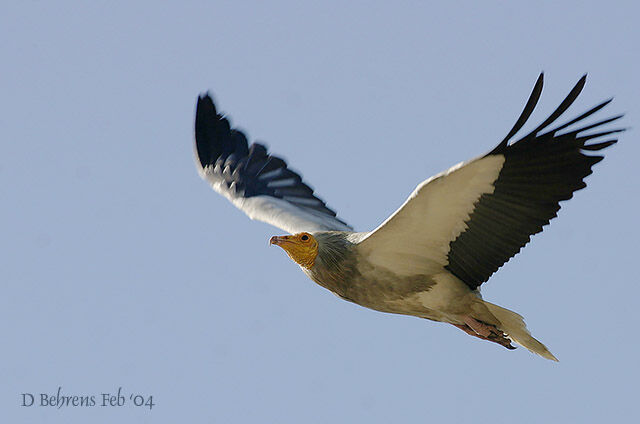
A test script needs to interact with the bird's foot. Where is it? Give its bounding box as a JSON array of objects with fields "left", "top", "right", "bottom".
[
  {"left": 486, "top": 330, "right": 517, "bottom": 350},
  {"left": 454, "top": 317, "right": 516, "bottom": 350}
]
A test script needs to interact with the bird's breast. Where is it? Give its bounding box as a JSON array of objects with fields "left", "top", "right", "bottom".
[{"left": 306, "top": 258, "right": 465, "bottom": 319}]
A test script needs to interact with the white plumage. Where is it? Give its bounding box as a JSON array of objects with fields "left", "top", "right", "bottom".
[{"left": 194, "top": 74, "right": 623, "bottom": 360}]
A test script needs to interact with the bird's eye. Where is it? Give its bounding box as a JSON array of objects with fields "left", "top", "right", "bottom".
[{"left": 301, "top": 234, "right": 309, "bottom": 241}]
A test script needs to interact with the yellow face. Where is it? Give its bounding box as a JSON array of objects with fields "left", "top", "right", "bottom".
[{"left": 269, "top": 232, "right": 318, "bottom": 269}]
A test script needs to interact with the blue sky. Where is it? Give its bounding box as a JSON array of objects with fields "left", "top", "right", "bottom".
[{"left": 1, "top": 1, "right": 638, "bottom": 423}]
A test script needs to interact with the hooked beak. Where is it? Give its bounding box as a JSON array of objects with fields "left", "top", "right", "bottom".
[{"left": 269, "top": 235, "right": 292, "bottom": 246}]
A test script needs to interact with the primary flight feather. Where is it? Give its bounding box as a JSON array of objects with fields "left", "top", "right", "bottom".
[{"left": 194, "top": 74, "right": 623, "bottom": 360}]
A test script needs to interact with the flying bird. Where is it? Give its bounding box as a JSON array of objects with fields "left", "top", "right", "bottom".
[{"left": 194, "top": 74, "right": 623, "bottom": 360}]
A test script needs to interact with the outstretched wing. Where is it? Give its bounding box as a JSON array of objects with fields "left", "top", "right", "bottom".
[
  {"left": 356, "top": 74, "right": 622, "bottom": 290},
  {"left": 194, "top": 94, "right": 352, "bottom": 234}
]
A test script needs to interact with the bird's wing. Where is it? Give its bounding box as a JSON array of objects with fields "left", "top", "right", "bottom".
[
  {"left": 194, "top": 94, "right": 352, "bottom": 234},
  {"left": 356, "top": 74, "right": 622, "bottom": 290}
]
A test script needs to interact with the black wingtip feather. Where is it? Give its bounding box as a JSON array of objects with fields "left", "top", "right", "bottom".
[
  {"left": 194, "top": 93, "right": 351, "bottom": 227},
  {"left": 576, "top": 128, "right": 626, "bottom": 143},
  {"left": 449, "top": 75, "right": 622, "bottom": 290},
  {"left": 521, "top": 74, "right": 587, "bottom": 139},
  {"left": 491, "top": 73, "right": 544, "bottom": 154},
  {"left": 195, "top": 93, "right": 222, "bottom": 167},
  {"left": 581, "top": 140, "right": 618, "bottom": 151},
  {"left": 548, "top": 99, "right": 615, "bottom": 135}
]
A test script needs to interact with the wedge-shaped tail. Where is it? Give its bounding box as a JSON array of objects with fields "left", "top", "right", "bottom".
[{"left": 483, "top": 300, "right": 558, "bottom": 361}]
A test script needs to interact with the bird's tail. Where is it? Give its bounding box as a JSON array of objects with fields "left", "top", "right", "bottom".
[{"left": 482, "top": 300, "right": 558, "bottom": 361}]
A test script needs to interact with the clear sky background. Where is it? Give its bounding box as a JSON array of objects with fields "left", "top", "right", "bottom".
[{"left": 1, "top": 1, "right": 638, "bottom": 423}]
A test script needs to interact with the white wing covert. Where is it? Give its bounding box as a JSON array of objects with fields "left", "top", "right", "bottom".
[{"left": 356, "top": 74, "right": 622, "bottom": 290}]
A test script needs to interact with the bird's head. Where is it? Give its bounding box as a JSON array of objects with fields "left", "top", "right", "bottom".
[{"left": 269, "top": 232, "right": 319, "bottom": 269}]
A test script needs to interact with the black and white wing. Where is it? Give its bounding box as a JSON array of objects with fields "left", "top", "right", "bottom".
[
  {"left": 194, "top": 94, "right": 352, "bottom": 234},
  {"left": 356, "top": 74, "right": 623, "bottom": 290}
]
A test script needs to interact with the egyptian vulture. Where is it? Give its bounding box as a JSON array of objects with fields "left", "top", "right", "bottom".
[{"left": 194, "top": 74, "right": 623, "bottom": 360}]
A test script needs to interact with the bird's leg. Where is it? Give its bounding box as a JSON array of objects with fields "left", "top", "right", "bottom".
[
  {"left": 452, "top": 323, "right": 480, "bottom": 338},
  {"left": 463, "top": 316, "right": 494, "bottom": 337}
]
